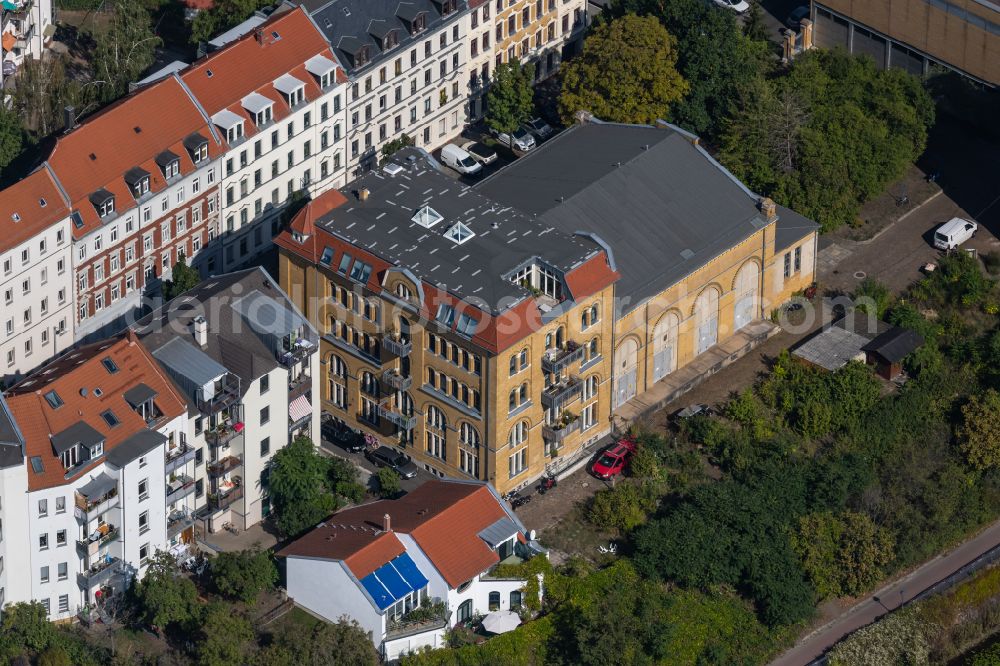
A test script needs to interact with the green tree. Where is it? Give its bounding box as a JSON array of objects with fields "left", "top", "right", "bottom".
[
  {"left": 264, "top": 616, "right": 379, "bottom": 666},
  {"left": 792, "top": 511, "right": 895, "bottom": 598},
  {"left": 485, "top": 60, "right": 535, "bottom": 134},
  {"left": 957, "top": 389, "right": 1000, "bottom": 470},
  {"left": 743, "top": 0, "right": 768, "bottom": 42},
  {"left": 377, "top": 466, "right": 402, "bottom": 498},
  {"left": 379, "top": 133, "right": 413, "bottom": 165},
  {"left": 854, "top": 278, "right": 893, "bottom": 319},
  {"left": 10, "top": 55, "right": 68, "bottom": 139},
  {"left": 132, "top": 550, "right": 199, "bottom": 631},
  {"left": 269, "top": 435, "right": 335, "bottom": 537},
  {"left": 329, "top": 456, "right": 365, "bottom": 504},
  {"left": 92, "top": 0, "right": 161, "bottom": 103},
  {"left": 196, "top": 603, "right": 254, "bottom": 666},
  {"left": 165, "top": 255, "right": 201, "bottom": 300},
  {"left": 589, "top": 482, "right": 649, "bottom": 532},
  {"left": 0, "top": 102, "right": 23, "bottom": 179},
  {"left": 37, "top": 647, "right": 71, "bottom": 666},
  {"left": 0, "top": 602, "right": 55, "bottom": 657},
  {"left": 191, "top": 0, "right": 272, "bottom": 45},
  {"left": 558, "top": 14, "right": 688, "bottom": 125},
  {"left": 210, "top": 548, "right": 278, "bottom": 604}
]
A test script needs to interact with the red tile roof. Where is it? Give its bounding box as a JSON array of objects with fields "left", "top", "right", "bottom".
[
  {"left": 5, "top": 331, "right": 188, "bottom": 491},
  {"left": 280, "top": 480, "right": 519, "bottom": 587},
  {"left": 180, "top": 7, "right": 345, "bottom": 142},
  {"left": 0, "top": 168, "right": 70, "bottom": 254},
  {"left": 45, "top": 76, "right": 222, "bottom": 238}
]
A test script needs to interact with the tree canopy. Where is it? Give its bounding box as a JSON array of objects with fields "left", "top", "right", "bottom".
[
  {"left": 792, "top": 511, "right": 895, "bottom": 598},
  {"left": 268, "top": 436, "right": 336, "bottom": 537},
  {"left": 558, "top": 14, "right": 687, "bottom": 125},
  {"left": 190, "top": 0, "right": 272, "bottom": 45},
  {"left": 92, "top": 0, "right": 160, "bottom": 104},
  {"left": 165, "top": 255, "right": 201, "bottom": 300},
  {"left": 957, "top": 388, "right": 1000, "bottom": 471},
  {"left": 485, "top": 61, "right": 535, "bottom": 134},
  {"left": 210, "top": 548, "right": 278, "bottom": 604},
  {"left": 131, "top": 550, "right": 199, "bottom": 631}
]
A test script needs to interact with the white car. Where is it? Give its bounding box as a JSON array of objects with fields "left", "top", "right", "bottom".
[
  {"left": 713, "top": 0, "right": 750, "bottom": 13},
  {"left": 461, "top": 141, "right": 498, "bottom": 165},
  {"left": 933, "top": 217, "right": 977, "bottom": 250},
  {"left": 493, "top": 126, "right": 536, "bottom": 152}
]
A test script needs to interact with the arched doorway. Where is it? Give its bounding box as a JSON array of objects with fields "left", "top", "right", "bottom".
[
  {"left": 652, "top": 312, "right": 678, "bottom": 382},
  {"left": 614, "top": 338, "right": 638, "bottom": 408},
  {"left": 694, "top": 287, "right": 719, "bottom": 356},
  {"left": 733, "top": 262, "right": 760, "bottom": 332}
]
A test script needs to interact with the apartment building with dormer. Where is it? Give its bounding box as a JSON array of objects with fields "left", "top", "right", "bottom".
[
  {"left": 288, "top": 0, "right": 469, "bottom": 173},
  {"left": 179, "top": 7, "right": 350, "bottom": 274},
  {"left": 0, "top": 168, "right": 75, "bottom": 386},
  {"left": 0, "top": 332, "right": 190, "bottom": 621},
  {"left": 43, "top": 76, "right": 226, "bottom": 343},
  {"left": 134, "top": 268, "right": 321, "bottom": 531}
]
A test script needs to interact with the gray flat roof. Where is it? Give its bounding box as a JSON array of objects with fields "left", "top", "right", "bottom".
[
  {"left": 231, "top": 290, "right": 308, "bottom": 338},
  {"left": 78, "top": 472, "right": 117, "bottom": 499},
  {"left": 152, "top": 338, "right": 229, "bottom": 387},
  {"left": 477, "top": 123, "right": 793, "bottom": 314},
  {"left": 123, "top": 383, "right": 158, "bottom": 408},
  {"left": 314, "top": 149, "right": 600, "bottom": 312},
  {"left": 106, "top": 429, "right": 166, "bottom": 467},
  {"left": 775, "top": 205, "right": 820, "bottom": 252},
  {"left": 793, "top": 326, "right": 871, "bottom": 372}
]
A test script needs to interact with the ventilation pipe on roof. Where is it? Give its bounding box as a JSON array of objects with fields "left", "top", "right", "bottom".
[
  {"left": 383, "top": 513, "right": 391, "bottom": 532},
  {"left": 192, "top": 316, "right": 208, "bottom": 348},
  {"left": 63, "top": 106, "right": 76, "bottom": 133},
  {"left": 758, "top": 197, "right": 777, "bottom": 223}
]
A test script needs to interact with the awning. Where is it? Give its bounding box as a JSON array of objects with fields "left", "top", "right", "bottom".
[
  {"left": 78, "top": 472, "right": 117, "bottom": 500},
  {"left": 360, "top": 553, "right": 429, "bottom": 611},
  {"left": 123, "top": 382, "right": 157, "bottom": 408},
  {"left": 1, "top": 32, "right": 15, "bottom": 53},
  {"left": 289, "top": 395, "right": 311, "bottom": 423},
  {"left": 1, "top": 2, "right": 16, "bottom": 12}
]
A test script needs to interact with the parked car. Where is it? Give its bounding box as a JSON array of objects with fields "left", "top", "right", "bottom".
[
  {"left": 523, "top": 117, "right": 554, "bottom": 140},
  {"left": 712, "top": 0, "right": 750, "bottom": 13},
  {"left": 590, "top": 436, "right": 638, "bottom": 480},
  {"left": 321, "top": 420, "right": 366, "bottom": 453},
  {"left": 933, "top": 217, "right": 978, "bottom": 250},
  {"left": 461, "top": 141, "right": 498, "bottom": 165},
  {"left": 365, "top": 445, "right": 419, "bottom": 479},
  {"left": 493, "top": 126, "right": 536, "bottom": 152},
  {"left": 786, "top": 5, "right": 810, "bottom": 28},
  {"left": 672, "top": 403, "right": 710, "bottom": 420},
  {"left": 440, "top": 144, "right": 483, "bottom": 176}
]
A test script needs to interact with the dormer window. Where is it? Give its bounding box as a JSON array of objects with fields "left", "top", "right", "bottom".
[
  {"left": 356, "top": 45, "right": 370, "bottom": 67},
  {"left": 156, "top": 150, "right": 181, "bottom": 180},
  {"left": 227, "top": 123, "right": 244, "bottom": 143},
  {"left": 306, "top": 54, "right": 338, "bottom": 89},
  {"left": 383, "top": 29, "right": 398, "bottom": 50},
  {"left": 274, "top": 74, "right": 307, "bottom": 107},
  {"left": 439, "top": 0, "right": 457, "bottom": 15},
  {"left": 125, "top": 167, "right": 151, "bottom": 199},
  {"left": 412, "top": 14, "right": 426, "bottom": 33},
  {"left": 256, "top": 106, "right": 272, "bottom": 126},
  {"left": 288, "top": 86, "right": 304, "bottom": 107},
  {"left": 89, "top": 189, "right": 115, "bottom": 218},
  {"left": 184, "top": 133, "right": 210, "bottom": 164},
  {"left": 242, "top": 92, "right": 274, "bottom": 128}
]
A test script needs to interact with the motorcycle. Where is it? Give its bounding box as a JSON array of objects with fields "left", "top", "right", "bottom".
[
  {"left": 538, "top": 472, "right": 558, "bottom": 494},
  {"left": 504, "top": 491, "right": 531, "bottom": 510}
]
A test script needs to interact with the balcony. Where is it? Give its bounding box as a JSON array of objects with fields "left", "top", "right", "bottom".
[
  {"left": 78, "top": 557, "right": 123, "bottom": 589},
  {"left": 382, "top": 369, "right": 412, "bottom": 392},
  {"left": 206, "top": 422, "right": 245, "bottom": 448},
  {"left": 195, "top": 373, "right": 241, "bottom": 415},
  {"left": 541, "top": 341, "right": 584, "bottom": 375},
  {"left": 324, "top": 333, "right": 382, "bottom": 366},
  {"left": 76, "top": 525, "right": 120, "bottom": 559},
  {"left": 208, "top": 485, "right": 243, "bottom": 512},
  {"left": 385, "top": 600, "right": 449, "bottom": 640},
  {"left": 207, "top": 455, "right": 242, "bottom": 478},
  {"left": 382, "top": 334, "right": 412, "bottom": 357},
  {"left": 167, "top": 510, "right": 195, "bottom": 539},
  {"left": 288, "top": 372, "right": 312, "bottom": 400},
  {"left": 279, "top": 337, "right": 317, "bottom": 368},
  {"left": 164, "top": 443, "right": 196, "bottom": 475},
  {"left": 74, "top": 488, "right": 119, "bottom": 524},
  {"left": 378, "top": 401, "right": 417, "bottom": 430},
  {"left": 541, "top": 376, "right": 582, "bottom": 409},
  {"left": 542, "top": 418, "right": 580, "bottom": 443},
  {"left": 165, "top": 475, "right": 196, "bottom": 502}
]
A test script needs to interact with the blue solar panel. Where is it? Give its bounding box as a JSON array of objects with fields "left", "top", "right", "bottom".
[
  {"left": 360, "top": 573, "right": 395, "bottom": 610},
  {"left": 392, "top": 553, "right": 429, "bottom": 591},
  {"left": 374, "top": 561, "right": 411, "bottom": 599}
]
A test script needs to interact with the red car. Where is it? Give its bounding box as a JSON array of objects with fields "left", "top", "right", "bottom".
[{"left": 590, "top": 436, "right": 638, "bottom": 479}]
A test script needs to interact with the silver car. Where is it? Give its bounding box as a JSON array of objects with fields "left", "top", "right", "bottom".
[{"left": 494, "top": 126, "right": 536, "bottom": 152}]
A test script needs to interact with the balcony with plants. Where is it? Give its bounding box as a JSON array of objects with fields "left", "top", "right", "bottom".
[
  {"left": 385, "top": 600, "right": 449, "bottom": 640},
  {"left": 542, "top": 410, "right": 580, "bottom": 442}
]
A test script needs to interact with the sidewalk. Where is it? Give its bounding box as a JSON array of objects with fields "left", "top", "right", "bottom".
[{"left": 771, "top": 518, "right": 1000, "bottom": 665}]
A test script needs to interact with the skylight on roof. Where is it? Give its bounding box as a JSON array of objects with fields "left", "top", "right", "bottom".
[
  {"left": 412, "top": 205, "right": 443, "bottom": 229},
  {"left": 443, "top": 221, "right": 475, "bottom": 245},
  {"left": 101, "top": 357, "right": 119, "bottom": 374},
  {"left": 44, "top": 390, "right": 63, "bottom": 409}
]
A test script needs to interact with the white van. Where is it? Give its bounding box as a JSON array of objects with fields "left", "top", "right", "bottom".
[
  {"left": 440, "top": 144, "right": 482, "bottom": 176},
  {"left": 933, "top": 217, "right": 978, "bottom": 250}
]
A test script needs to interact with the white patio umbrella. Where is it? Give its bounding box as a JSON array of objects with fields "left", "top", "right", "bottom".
[{"left": 481, "top": 610, "right": 521, "bottom": 634}]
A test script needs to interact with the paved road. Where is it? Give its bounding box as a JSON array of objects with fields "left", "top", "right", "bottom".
[
  {"left": 771, "top": 518, "right": 1000, "bottom": 665},
  {"left": 317, "top": 437, "right": 434, "bottom": 495}
]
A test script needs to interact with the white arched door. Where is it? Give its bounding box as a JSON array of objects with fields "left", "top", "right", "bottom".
[
  {"left": 733, "top": 262, "right": 759, "bottom": 332},
  {"left": 694, "top": 288, "right": 719, "bottom": 356},
  {"left": 652, "top": 312, "right": 678, "bottom": 382},
  {"left": 614, "top": 339, "right": 638, "bottom": 408}
]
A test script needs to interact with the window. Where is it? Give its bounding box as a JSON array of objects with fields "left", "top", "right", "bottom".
[
  {"left": 38, "top": 499, "right": 47, "bottom": 517},
  {"left": 58, "top": 594, "right": 69, "bottom": 612},
  {"left": 508, "top": 448, "right": 527, "bottom": 478},
  {"left": 508, "top": 421, "right": 528, "bottom": 447},
  {"left": 55, "top": 496, "right": 65, "bottom": 513},
  {"left": 508, "top": 383, "right": 528, "bottom": 412},
  {"left": 40, "top": 566, "right": 49, "bottom": 584},
  {"left": 794, "top": 246, "right": 802, "bottom": 272},
  {"left": 783, "top": 252, "right": 791, "bottom": 278},
  {"left": 260, "top": 406, "right": 270, "bottom": 425},
  {"left": 39, "top": 533, "right": 48, "bottom": 550},
  {"left": 138, "top": 478, "right": 148, "bottom": 501},
  {"left": 56, "top": 529, "right": 66, "bottom": 546},
  {"left": 139, "top": 510, "right": 149, "bottom": 534},
  {"left": 436, "top": 304, "right": 455, "bottom": 327},
  {"left": 140, "top": 543, "right": 150, "bottom": 564},
  {"left": 260, "top": 437, "right": 270, "bottom": 456}
]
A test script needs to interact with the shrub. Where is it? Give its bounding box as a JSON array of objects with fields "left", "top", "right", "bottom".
[
  {"left": 588, "top": 483, "right": 649, "bottom": 533},
  {"left": 828, "top": 607, "right": 929, "bottom": 665},
  {"left": 376, "top": 467, "right": 402, "bottom": 498}
]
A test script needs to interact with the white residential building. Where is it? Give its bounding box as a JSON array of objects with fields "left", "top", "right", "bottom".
[
  {"left": 179, "top": 8, "right": 350, "bottom": 274},
  {"left": 291, "top": 0, "right": 469, "bottom": 173},
  {"left": 0, "top": 332, "right": 191, "bottom": 621},
  {"left": 281, "top": 479, "right": 545, "bottom": 660},
  {"left": 0, "top": 0, "right": 53, "bottom": 74},
  {"left": 0, "top": 168, "right": 74, "bottom": 386},
  {"left": 134, "top": 267, "right": 321, "bottom": 531}
]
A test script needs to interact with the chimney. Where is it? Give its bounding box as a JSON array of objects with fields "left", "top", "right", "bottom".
[
  {"left": 255, "top": 27, "right": 264, "bottom": 44},
  {"left": 63, "top": 106, "right": 76, "bottom": 132},
  {"left": 759, "top": 197, "right": 777, "bottom": 222},
  {"left": 382, "top": 513, "right": 391, "bottom": 532},
  {"left": 192, "top": 315, "right": 208, "bottom": 347},
  {"left": 359, "top": 187, "right": 370, "bottom": 202}
]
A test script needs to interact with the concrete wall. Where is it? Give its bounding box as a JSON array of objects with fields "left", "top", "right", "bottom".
[
  {"left": 0, "top": 462, "right": 31, "bottom": 614},
  {"left": 286, "top": 556, "right": 384, "bottom": 645}
]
